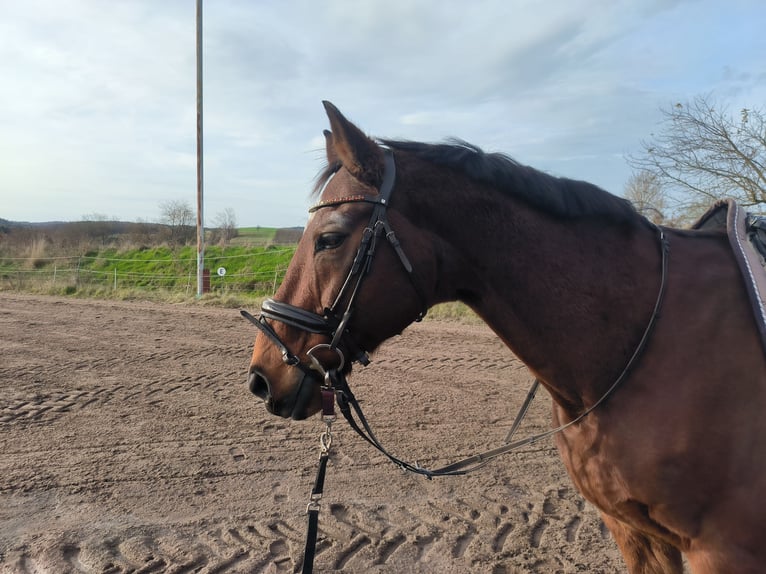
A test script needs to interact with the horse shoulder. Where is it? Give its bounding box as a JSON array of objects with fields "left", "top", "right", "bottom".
[{"left": 553, "top": 229, "right": 766, "bottom": 560}]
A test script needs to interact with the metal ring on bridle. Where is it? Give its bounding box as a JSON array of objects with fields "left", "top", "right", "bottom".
[{"left": 306, "top": 343, "right": 346, "bottom": 375}]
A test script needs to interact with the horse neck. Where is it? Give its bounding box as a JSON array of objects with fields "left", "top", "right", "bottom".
[{"left": 411, "top": 179, "right": 661, "bottom": 415}]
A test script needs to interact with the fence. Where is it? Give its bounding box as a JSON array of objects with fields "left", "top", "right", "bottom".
[{"left": 0, "top": 249, "right": 293, "bottom": 295}]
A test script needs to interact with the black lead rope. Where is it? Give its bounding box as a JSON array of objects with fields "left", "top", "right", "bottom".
[
  {"left": 302, "top": 452, "right": 326, "bottom": 573},
  {"left": 301, "top": 386, "right": 336, "bottom": 574}
]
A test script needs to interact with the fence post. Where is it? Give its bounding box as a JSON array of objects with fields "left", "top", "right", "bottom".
[
  {"left": 52, "top": 264, "right": 57, "bottom": 288},
  {"left": 272, "top": 266, "right": 279, "bottom": 294},
  {"left": 114, "top": 268, "right": 117, "bottom": 290}
]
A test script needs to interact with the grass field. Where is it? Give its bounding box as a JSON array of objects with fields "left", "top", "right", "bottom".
[
  {"left": 229, "top": 227, "right": 277, "bottom": 246},
  {"left": 0, "top": 242, "right": 296, "bottom": 300}
]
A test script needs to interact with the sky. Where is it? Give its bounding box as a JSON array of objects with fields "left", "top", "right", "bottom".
[{"left": 1, "top": 0, "right": 765, "bottom": 228}]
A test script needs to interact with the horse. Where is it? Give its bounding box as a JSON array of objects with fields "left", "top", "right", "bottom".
[{"left": 246, "top": 101, "right": 766, "bottom": 573}]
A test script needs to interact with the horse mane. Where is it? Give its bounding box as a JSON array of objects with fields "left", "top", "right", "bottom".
[
  {"left": 312, "top": 137, "right": 642, "bottom": 225},
  {"left": 381, "top": 139, "right": 641, "bottom": 225}
]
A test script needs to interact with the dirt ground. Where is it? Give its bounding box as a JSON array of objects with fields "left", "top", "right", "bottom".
[{"left": 0, "top": 293, "right": 626, "bottom": 573}]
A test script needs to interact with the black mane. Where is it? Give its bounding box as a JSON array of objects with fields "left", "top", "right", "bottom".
[{"left": 381, "top": 139, "right": 641, "bottom": 224}]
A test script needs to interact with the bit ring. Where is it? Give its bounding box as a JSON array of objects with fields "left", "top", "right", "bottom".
[{"left": 306, "top": 343, "right": 346, "bottom": 375}]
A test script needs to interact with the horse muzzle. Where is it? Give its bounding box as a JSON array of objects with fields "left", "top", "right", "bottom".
[{"left": 247, "top": 367, "right": 321, "bottom": 420}]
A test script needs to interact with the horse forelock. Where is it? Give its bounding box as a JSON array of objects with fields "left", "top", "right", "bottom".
[
  {"left": 312, "top": 160, "right": 342, "bottom": 198},
  {"left": 380, "top": 138, "right": 642, "bottom": 225}
]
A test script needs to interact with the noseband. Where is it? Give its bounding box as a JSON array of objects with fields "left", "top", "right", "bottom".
[{"left": 241, "top": 147, "right": 427, "bottom": 374}]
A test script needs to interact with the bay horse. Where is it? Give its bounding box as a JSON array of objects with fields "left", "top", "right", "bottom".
[{"left": 246, "top": 101, "right": 766, "bottom": 573}]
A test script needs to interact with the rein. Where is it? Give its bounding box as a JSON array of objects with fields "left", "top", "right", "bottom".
[
  {"left": 287, "top": 224, "right": 669, "bottom": 479},
  {"left": 241, "top": 146, "right": 670, "bottom": 572}
]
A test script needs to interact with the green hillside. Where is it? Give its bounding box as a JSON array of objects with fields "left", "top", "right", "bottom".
[{"left": 0, "top": 244, "right": 296, "bottom": 297}]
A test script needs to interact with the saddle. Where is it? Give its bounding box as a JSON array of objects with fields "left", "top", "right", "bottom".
[{"left": 691, "top": 199, "right": 766, "bottom": 355}]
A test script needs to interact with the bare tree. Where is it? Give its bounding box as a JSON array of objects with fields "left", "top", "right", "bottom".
[
  {"left": 80, "top": 213, "right": 113, "bottom": 248},
  {"left": 159, "top": 200, "right": 195, "bottom": 245},
  {"left": 212, "top": 208, "right": 238, "bottom": 246},
  {"left": 628, "top": 95, "right": 766, "bottom": 217},
  {"left": 623, "top": 171, "right": 667, "bottom": 224}
]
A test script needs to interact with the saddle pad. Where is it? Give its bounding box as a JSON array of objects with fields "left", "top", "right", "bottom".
[{"left": 692, "top": 199, "right": 766, "bottom": 356}]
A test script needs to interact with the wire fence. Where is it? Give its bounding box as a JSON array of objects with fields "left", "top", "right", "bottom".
[{"left": 0, "top": 249, "right": 293, "bottom": 296}]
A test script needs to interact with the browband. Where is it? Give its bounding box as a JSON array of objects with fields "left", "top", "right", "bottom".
[{"left": 309, "top": 195, "right": 383, "bottom": 212}]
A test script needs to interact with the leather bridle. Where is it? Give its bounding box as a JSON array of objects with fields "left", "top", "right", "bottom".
[{"left": 241, "top": 147, "right": 427, "bottom": 376}]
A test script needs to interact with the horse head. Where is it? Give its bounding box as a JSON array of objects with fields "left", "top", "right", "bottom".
[{"left": 247, "top": 101, "right": 434, "bottom": 419}]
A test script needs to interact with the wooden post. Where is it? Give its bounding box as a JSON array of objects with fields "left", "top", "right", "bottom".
[{"left": 195, "top": 0, "right": 205, "bottom": 297}]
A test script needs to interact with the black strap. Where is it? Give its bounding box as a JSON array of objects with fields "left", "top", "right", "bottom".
[
  {"left": 321, "top": 148, "right": 427, "bottom": 325},
  {"left": 327, "top": 371, "right": 468, "bottom": 477},
  {"left": 303, "top": 509, "right": 319, "bottom": 574},
  {"left": 239, "top": 309, "right": 318, "bottom": 376},
  {"left": 504, "top": 378, "right": 540, "bottom": 443},
  {"left": 302, "top": 451, "right": 329, "bottom": 574},
  {"left": 261, "top": 298, "right": 338, "bottom": 334},
  {"left": 301, "top": 388, "right": 336, "bottom": 574}
]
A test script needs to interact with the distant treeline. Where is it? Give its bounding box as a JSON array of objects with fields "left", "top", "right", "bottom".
[
  {"left": 2, "top": 219, "right": 178, "bottom": 256},
  {"left": 0, "top": 219, "right": 302, "bottom": 259}
]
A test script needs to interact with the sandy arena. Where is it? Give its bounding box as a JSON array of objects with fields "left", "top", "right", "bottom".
[{"left": 0, "top": 293, "right": 625, "bottom": 573}]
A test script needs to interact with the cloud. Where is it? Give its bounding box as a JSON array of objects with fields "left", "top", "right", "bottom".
[{"left": 0, "top": 0, "right": 764, "bottom": 226}]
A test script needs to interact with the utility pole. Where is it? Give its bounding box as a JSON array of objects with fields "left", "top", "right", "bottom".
[{"left": 195, "top": 0, "right": 205, "bottom": 297}]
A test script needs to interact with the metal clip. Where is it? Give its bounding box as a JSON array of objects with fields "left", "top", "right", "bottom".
[
  {"left": 320, "top": 424, "right": 333, "bottom": 453},
  {"left": 306, "top": 493, "right": 322, "bottom": 513}
]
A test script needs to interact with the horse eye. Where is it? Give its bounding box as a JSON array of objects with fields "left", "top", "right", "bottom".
[{"left": 315, "top": 232, "right": 348, "bottom": 253}]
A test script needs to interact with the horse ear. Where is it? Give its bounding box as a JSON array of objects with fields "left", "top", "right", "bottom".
[
  {"left": 323, "top": 129, "right": 339, "bottom": 165},
  {"left": 322, "top": 101, "right": 384, "bottom": 186}
]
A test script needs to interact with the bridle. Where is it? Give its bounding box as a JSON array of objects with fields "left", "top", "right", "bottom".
[
  {"left": 241, "top": 147, "right": 434, "bottom": 574},
  {"left": 241, "top": 147, "right": 427, "bottom": 376},
  {"left": 241, "top": 144, "right": 670, "bottom": 573}
]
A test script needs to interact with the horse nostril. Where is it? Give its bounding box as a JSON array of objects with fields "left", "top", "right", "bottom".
[{"left": 247, "top": 369, "right": 270, "bottom": 400}]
